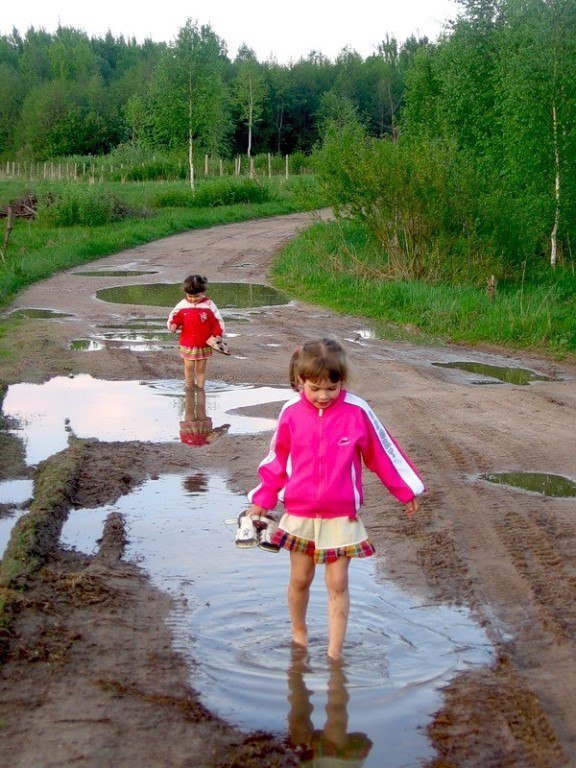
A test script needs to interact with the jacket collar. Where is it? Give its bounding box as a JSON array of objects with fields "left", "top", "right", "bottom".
[{"left": 298, "top": 387, "right": 347, "bottom": 414}]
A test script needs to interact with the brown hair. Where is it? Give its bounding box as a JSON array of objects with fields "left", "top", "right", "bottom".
[
  {"left": 289, "top": 338, "right": 349, "bottom": 391},
  {"left": 183, "top": 274, "right": 208, "bottom": 295}
]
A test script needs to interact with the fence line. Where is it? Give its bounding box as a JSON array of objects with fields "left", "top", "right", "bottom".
[{"left": 0, "top": 154, "right": 302, "bottom": 183}]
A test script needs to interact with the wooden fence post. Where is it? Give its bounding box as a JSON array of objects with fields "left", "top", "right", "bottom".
[{"left": 1, "top": 206, "right": 14, "bottom": 264}]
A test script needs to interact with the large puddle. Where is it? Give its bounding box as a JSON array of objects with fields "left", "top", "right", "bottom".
[
  {"left": 433, "top": 361, "right": 553, "bottom": 385},
  {"left": 95, "top": 282, "right": 289, "bottom": 308},
  {"left": 61, "top": 472, "right": 494, "bottom": 767},
  {"left": 2, "top": 376, "right": 292, "bottom": 466},
  {"left": 480, "top": 471, "right": 576, "bottom": 497}
]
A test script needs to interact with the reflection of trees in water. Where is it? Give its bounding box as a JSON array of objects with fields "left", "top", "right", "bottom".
[{"left": 287, "top": 646, "right": 373, "bottom": 767}]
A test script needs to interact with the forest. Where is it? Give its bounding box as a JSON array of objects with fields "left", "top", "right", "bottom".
[
  {"left": 0, "top": 19, "right": 424, "bottom": 160},
  {"left": 1, "top": 0, "right": 575, "bottom": 351}
]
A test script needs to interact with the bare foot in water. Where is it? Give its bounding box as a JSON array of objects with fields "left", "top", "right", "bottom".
[{"left": 292, "top": 630, "right": 308, "bottom": 648}]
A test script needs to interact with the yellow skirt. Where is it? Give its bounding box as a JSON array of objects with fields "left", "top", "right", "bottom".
[{"left": 271, "top": 513, "right": 375, "bottom": 564}]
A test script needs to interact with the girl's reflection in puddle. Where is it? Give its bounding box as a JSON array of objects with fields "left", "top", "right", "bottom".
[
  {"left": 288, "top": 646, "right": 373, "bottom": 767},
  {"left": 179, "top": 387, "right": 230, "bottom": 446}
]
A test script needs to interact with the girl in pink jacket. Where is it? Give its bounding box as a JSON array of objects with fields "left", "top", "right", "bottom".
[
  {"left": 245, "top": 337, "right": 425, "bottom": 660},
  {"left": 167, "top": 274, "right": 225, "bottom": 389}
]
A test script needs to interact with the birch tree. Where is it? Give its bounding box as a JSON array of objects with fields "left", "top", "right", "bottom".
[
  {"left": 150, "top": 20, "right": 228, "bottom": 189},
  {"left": 498, "top": 0, "right": 576, "bottom": 267},
  {"left": 233, "top": 45, "right": 267, "bottom": 164}
]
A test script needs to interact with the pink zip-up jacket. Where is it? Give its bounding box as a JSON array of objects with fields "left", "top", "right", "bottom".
[{"left": 248, "top": 389, "right": 425, "bottom": 519}]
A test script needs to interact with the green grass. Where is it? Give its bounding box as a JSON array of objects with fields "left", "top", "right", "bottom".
[
  {"left": 271, "top": 220, "right": 576, "bottom": 355},
  {"left": 0, "top": 176, "right": 323, "bottom": 308}
]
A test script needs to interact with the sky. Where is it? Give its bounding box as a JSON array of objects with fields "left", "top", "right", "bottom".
[{"left": 1, "top": 0, "right": 460, "bottom": 63}]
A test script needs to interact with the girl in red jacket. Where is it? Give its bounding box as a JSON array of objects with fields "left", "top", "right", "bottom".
[
  {"left": 244, "top": 337, "right": 425, "bottom": 660},
  {"left": 167, "top": 274, "right": 225, "bottom": 389}
]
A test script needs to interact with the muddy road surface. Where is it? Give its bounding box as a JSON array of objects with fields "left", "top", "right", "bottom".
[{"left": 1, "top": 211, "right": 575, "bottom": 768}]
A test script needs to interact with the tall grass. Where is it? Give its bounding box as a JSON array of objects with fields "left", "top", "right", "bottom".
[{"left": 271, "top": 220, "right": 576, "bottom": 354}]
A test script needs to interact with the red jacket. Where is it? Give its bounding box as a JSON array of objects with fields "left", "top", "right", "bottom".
[
  {"left": 248, "top": 389, "right": 425, "bottom": 519},
  {"left": 167, "top": 298, "right": 224, "bottom": 348}
]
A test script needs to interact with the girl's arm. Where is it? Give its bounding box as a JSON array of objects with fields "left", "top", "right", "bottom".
[
  {"left": 167, "top": 304, "right": 182, "bottom": 331},
  {"left": 360, "top": 408, "right": 425, "bottom": 504},
  {"left": 208, "top": 300, "right": 225, "bottom": 336},
  {"left": 247, "top": 418, "right": 291, "bottom": 511}
]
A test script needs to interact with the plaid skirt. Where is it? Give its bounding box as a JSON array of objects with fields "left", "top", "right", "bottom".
[
  {"left": 179, "top": 344, "right": 212, "bottom": 361},
  {"left": 271, "top": 513, "right": 375, "bottom": 564}
]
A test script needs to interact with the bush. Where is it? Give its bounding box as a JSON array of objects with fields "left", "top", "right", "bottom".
[
  {"left": 151, "top": 178, "right": 272, "bottom": 209},
  {"left": 37, "top": 186, "right": 139, "bottom": 227},
  {"left": 192, "top": 178, "right": 271, "bottom": 207}
]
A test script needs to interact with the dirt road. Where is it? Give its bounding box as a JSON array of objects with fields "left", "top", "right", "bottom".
[{"left": 1, "top": 211, "right": 575, "bottom": 767}]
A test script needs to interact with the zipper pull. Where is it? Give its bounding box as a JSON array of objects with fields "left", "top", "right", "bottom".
[{"left": 318, "top": 408, "right": 323, "bottom": 418}]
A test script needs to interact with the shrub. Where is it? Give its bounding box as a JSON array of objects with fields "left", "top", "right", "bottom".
[
  {"left": 37, "top": 186, "right": 139, "bottom": 227},
  {"left": 151, "top": 178, "right": 272, "bottom": 209}
]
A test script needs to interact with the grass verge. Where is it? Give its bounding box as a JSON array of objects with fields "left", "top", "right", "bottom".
[{"left": 271, "top": 220, "right": 576, "bottom": 355}]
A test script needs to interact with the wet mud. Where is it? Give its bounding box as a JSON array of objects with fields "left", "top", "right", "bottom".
[{"left": 1, "top": 211, "right": 576, "bottom": 767}]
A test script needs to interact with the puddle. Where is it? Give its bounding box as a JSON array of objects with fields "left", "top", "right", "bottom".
[
  {"left": 61, "top": 473, "right": 494, "bottom": 767},
  {"left": 95, "top": 282, "right": 289, "bottom": 308},
  {"left": 72, "top": 316, "right": 249, "bottom": 353},
  {"left": 7, "top": 309, "right": 73, "bottom": 320},
  {"left": 72, "top": 270, "right": 157, "bottom": 276},
  {"left": 0, "top": 478, "right": 33, "bottom": 506},
  {"left": 433, "top": 361, "right": 553, "bottom": 385},
  {"left": 480, "top": 471, "right": 576, "bottom": 497},
  {"left": 70, "top": 340, "right": 106, "bottom": 351},
  {"left": 3, "top": 376, "right": 291, "bottom": 465},
  {"left": 100, "top": 319, "right": 167, "bottom": 329},
  {"left": 0, "top": 478, "right": 33, "bottom": 559},
  {"left": 70, "top": 330, "right": 171, "bottom": 352},
  {"left": 344, "top": 324, "right": 438, "bottom": 346}
]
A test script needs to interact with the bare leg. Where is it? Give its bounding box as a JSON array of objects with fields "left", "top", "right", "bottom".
[
  {"left": 288, "top": 551, "right": 315, "bottom": 648},
  {"left": 325, "top": 556, "right": 350, "bottom": 661},
  {"left": 184, "top": 359, "right": 196, "bottom": 388},
  {"left": 195, "top": 358, "right": 207, "bottom": 388}
]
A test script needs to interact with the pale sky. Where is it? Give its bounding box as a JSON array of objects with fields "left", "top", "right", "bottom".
[{"left": 1, "top": 0, "right": 459, "bottom": 63}]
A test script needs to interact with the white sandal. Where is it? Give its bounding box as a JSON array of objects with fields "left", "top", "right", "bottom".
[
  {"left": 235, "top": 511, "right": 258, "bottom": 548},
  {"left": 206, "top": 335, "right": 231, "bottom": 355},
  {"left": 256, "top": 516, "right": 280, "bottom": 553}
]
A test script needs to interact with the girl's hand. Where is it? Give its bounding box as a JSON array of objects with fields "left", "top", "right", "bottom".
[
  {"left": 246, "top": 504, "right": 267, "bottom": 518},
  {"left": 406, "top": 498, "right": 420, "bottom": 516},
  {"left": 169, "top": 323, "right": 178, "bottom": 333}
]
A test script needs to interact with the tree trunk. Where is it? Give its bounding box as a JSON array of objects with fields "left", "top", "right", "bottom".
[
  {"left": 188, "top": 71, "right": 195, "bottom": 190},
  {"left": 247, "top": 74, "right": 254, "bottom": 167},
  {"left": 550, "top": 100, "right": 560, "bottom": 268}
]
